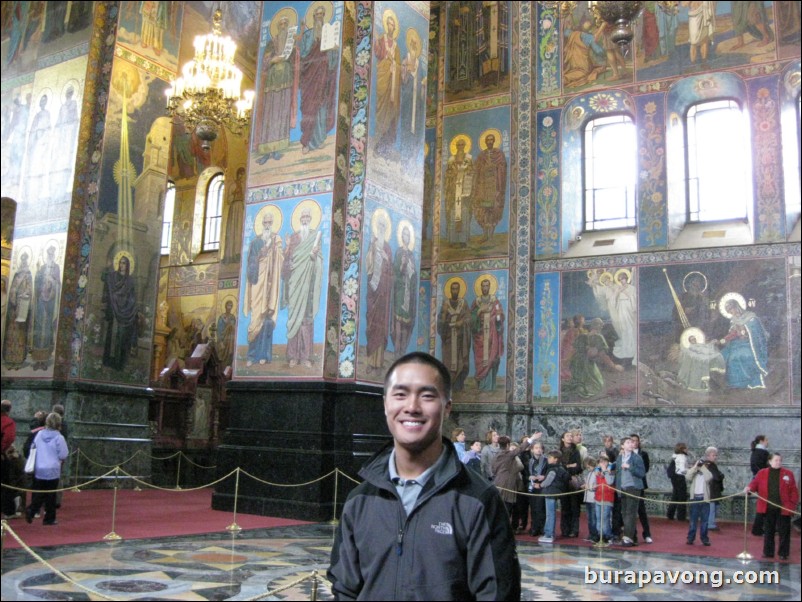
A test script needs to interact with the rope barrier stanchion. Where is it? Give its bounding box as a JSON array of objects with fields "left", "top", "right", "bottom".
[
  {"left": 329, "top": 469, "right": 340, "bottom": 526},
  {"left": 73, "top": 448, "right": 82, "bottom": 492},
  {"left": 311, "top": 569, "right": 319, "bottom": 601},
  {"left": 226, "top": 467, "right": 242, "bottom": 533},
  {"left": 102, "top": 466, "right": 123, "bottom": 542},
  {"left": 737, "top": 491, "right": 754, "bottom": 560},
  {"left": 175, "top": 452, "right": 183, "bottom": 490}
]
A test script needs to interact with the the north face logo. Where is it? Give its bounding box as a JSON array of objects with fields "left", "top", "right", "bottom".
[{"left": 431, "top": 522, "right": 453, "bottom": 535}]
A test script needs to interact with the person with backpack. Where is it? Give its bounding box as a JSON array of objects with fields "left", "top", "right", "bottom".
[{"left": 666, "top": 442, "right": 689, "bottom": 521}]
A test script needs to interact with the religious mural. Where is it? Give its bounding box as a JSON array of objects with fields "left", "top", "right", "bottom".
[
  {"left": 435, "top": 270, "right": 508, "bottom": 402},
  {"left": 116, "top": 1, "right": 183, "bottom": 72},
  {"left": 421, "top": 126, "right": 436, "bottom": 265},
  {"left": 247, "top": 1, "right": 344, "bottom": 188},
  {"left": 634, "top": 1, "right": 779, "bottom": 81},
  {"left": 1, "top": 234, "right": 66, "bottom": 377},
  {"left": 0, "top": 1, "right": 94, "bottom": 78},
  {"left": 236, "top": 196, "right": 331, "bottom": 377},
  {"left": 1, "top": 57, "right": 87, "bottom": 227},
  {"left": 81, "top": 59, "right": 170, "bottom": 383},
  {"left": 560, "top": 268, "right": 638, "bottom": 405},
  {"left": 367, "top": 1, "right": 429, "bottom": 202},
  {"left": 639, "top": 258, "right": 788, "bottom": 406},
  {"left": 357, "top": 203, "right": 421, "bottom": 381},
  {"left": 444, "top": 1, "right": 510, "bottom": 103},
  {"left": 439, "top": 105, "right": 510, "bottom": 261}
]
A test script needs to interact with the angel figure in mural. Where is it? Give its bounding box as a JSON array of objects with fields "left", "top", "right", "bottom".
[
  {"left": 444, "top": 135, "right": 473, "bottom": 247},
  {"left": 102, "top": 252, "right": 138, "bottom": 370},
  {"left": 471, "top": 130, "right": 507, "bottom": 243},
  {"left": 399, "top": 27, "right": 426, "bottom": 162},
  {"left": 50, "top": 82, "right": 80, "bottom": 206},
  {"left": 717, "top": 293, "right": 769, "bottom": 389},
  {"left": 365, "top": 209, "right": 393, "bottom": 373},
  {"left": 254, "top": 7, "right": 299, "bottom": 163},
  {"left": 391, "top": 221, "right": 417, "bottom": 357},
  {"left": 282, "top": 201, "right": 323, "bottom": 369},
  {"left": 2, "top": 250, "right": 33, "bottom": 370},
  {"left": 374, "top": 8, "right": 402, "bottom": 158},
  {"left": 31, "top": 244, "right": 61, "bottom": 370},
  {"left": 471, "top": 276, "right": 504, "bottom": 391},
  {"left": 589, "top": 268, "right": 637, "bottom": 369},
  {"left": 437, "top": 277, "right": 471, "bottom": 392},
  {"left": 25, "top": 92, "right": 53, "bottom": 205},
  {"left": 299, "top": 1, "right": 338, "bottom": 154},
  {"left": 245, "top": 206, "right": 284, "bottom": 366}
]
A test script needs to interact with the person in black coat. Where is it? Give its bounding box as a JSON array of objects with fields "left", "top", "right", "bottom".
[{"left": 750, "top": 435, "right": 770, "bottom": 535}]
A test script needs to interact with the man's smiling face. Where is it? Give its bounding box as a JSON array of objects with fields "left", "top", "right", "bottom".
[{"left": 384, "top": 362, "right": 451, "bottom": 456}]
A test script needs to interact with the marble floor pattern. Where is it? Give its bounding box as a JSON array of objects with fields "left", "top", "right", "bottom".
[{"left": 1, "top": 523, "right": 799, "bottom": 600}]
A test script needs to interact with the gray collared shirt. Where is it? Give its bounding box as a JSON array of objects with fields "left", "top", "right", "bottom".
[{"left": 389, "top": 447, "right": 447, "bottom": 516}]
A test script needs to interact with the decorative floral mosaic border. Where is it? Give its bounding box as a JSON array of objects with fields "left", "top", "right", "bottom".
[
  {"left": 247, "top": 177, "right": 335, "bottom": 204},
  {"left": 55, "top": 2, "right": 119, "bottom": 380},
  {"left": 336, "top": 1, "right": 372, "bottom": 380},
  {"left": 749, "top": 77, "right": 784, "bottom": 242}
]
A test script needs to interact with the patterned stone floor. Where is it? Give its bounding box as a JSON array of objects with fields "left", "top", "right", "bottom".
[{"left": 1, "top": 523, "right": 799, "bottom": 600}]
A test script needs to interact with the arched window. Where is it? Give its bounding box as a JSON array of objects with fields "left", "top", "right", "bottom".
[
  {"left": 203, "top": 173, "right": 224, "bottom": 252},
  {"left": 685, "top": 99, "right": 750, "bottom": 222},
  {"left": 161, "top": 180, "right": 175, "bottom": 255},
  {"left": 583, "top": 114, "right": 636, "bottom": 230}
]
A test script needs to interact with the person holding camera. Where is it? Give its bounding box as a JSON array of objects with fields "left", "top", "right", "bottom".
[{"left": 685, "top": 452, "right": 714, "bottom": 546}]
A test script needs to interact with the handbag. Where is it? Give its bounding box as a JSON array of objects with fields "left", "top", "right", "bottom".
[{"left": 24, "top": 445, "right": 36, "bottom": 474}]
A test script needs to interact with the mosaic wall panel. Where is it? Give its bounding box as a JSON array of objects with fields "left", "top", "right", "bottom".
[
  {"left": 357, "top": 195, "right": 422, "bottom": 381},
  {"left": 116, "top": 1, "right": 183, "bottom": 74},
  {"left": 235, "top": 195, "right": 332, "bottom": 378},
  {"left": 560, "top": 266, "right": 638, "bottom": 405},
  {"left": 534, "top": 1, "right": 561, "bottom": 98},
  {"left": 2, "top": 233, "right": 66, "bottom": 377},
  {"left": 247, "top": 1, "right": 345, "bottom": 188},
  {"left": 533, "top": 108, "right": 561, "bottom": 257},
  {"left": 434, "top": 268, "right": 508, "bottom": 403},
  {"left": 1, "top": 1, "right": 94, "bottom": 79},
  {"left": 790, "top": 256, "right": 801, "bottom": 402},
  {"left": 439, "top": 105, "right": 511, "bottom": 262},
  {"left": 80, "top": 57, "right": 170, "bottom": 383},
  {"left": 444, "top": 1, "right": 510, "bottom": 104},
  {"left": 366, "top": 1, "right": 429, "bottom": 203},
  {"left": 533, "top": 271, "right": 559, "bottom": 403},
  {"left": 635, "top": 92, "right": 669, "bottom": 249},
  {"left": 416, "top": 275, "right": 431, "bottom": 353}
]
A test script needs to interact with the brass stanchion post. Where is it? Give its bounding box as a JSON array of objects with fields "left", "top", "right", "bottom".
[
  {"left": 226, "top": 468, "right": 242, "bottom": 532},
  {"left": 103, "top": 466, "right": 123, "bottom": 541},
  {"left": 175, "top": 452, "right": 183, "bottom": 490},
  {"left": 329, "top": 469, "right": 340, "bottom": 526},
  {"left": 72, "top": 450, "right": 81, "bottom": 492},
  {"left": 311, "top": 569, "right": 319, "bottom": 601},
  {"left": 736, "top": 492, "right": 753, "bottom": 560}
]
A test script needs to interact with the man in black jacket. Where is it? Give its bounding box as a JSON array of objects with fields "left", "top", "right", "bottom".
[
  {"left": 631, "top": 434, "right": 654, "bottom": 544},
  {"left": 328, "top": 352, "right": 521, "bottom": 600}
]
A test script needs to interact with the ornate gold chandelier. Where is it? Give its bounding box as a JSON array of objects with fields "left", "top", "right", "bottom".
[
  {"left": 542, "top": 1, "right": 679, "bottom": 55},
  {"left": 165, "top": 8, "right": 254, "bottom": 150}
]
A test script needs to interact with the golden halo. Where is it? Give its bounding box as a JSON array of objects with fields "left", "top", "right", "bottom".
[
  {"left": 719, "top": 292, "right": 746, "bottom": 319},
  {"left": 680, "top": 327, "right": 706, "bottom": 349},
  {"left": 396, "top": 220, "right": 415, "bottom": 251},
  {"left": 449, "top": 134, "right": 472, "bottom": 156},
  {"left": 220, "top": 294, "right": 238, "bottom": 312},
  {"left": 270, "top": 7, "right": 299, "bottom": 40},
  {"left": 253, "top": 204, "right": 283, "bottom": 236},
  {"left": 406, "top": 27, "right": 422, "bottom": 56},
  {"left": 371, "top": 208, "right": 392, "bottom": 242},
  {"left": 305, "top": 1, "right": 333, "bottom": 29},
  {"left": 444, "top": 277, "right": 467, "bottom": 299},
  {"left": 598, "top": 271, "right": 614, "bottom": 286},
  {"left": 382, "top": 8, "right": 399, "bottom": 39},
  {"left": 682, "top": 271, "right": 708, "bottom": 293},
  {"left": 15, "top": 246, "right": 33, "bottom": 268},
  {"left": 614, "top": 268, "right": 632, "bottom": 284},
  {"left": 474, "top": 274, "right": 498, "bottom": 297},
  {"left": 114, "top": 250, "right": 135, "bottom": 274},
  {"left": 479, "top": 128, "right": 503, "bottom": 150},
  {"left": 291, "top": 199, "right": 322, "bottom": 232},
  {"left": 36, "top": 87, "right": 53, "bottom": 108}
]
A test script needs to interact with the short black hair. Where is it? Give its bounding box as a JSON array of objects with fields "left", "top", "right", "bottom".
[{"left": 384, "top": 352, "right": 452, "bottom": 400}]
